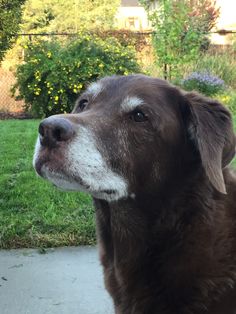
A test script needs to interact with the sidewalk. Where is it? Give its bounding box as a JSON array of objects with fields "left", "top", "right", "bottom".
[{"left": 0, "top": 246, "right": 114, "bottom": 314}]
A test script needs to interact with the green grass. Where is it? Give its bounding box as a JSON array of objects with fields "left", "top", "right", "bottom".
[
  {"left": 0, "top": 119, "right": 95, "bottom": 249},
  {"left": 1, "top": 116, "right": 236, "bottom": 249}
]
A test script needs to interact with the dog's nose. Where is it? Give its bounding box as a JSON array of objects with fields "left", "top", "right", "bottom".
[{"left": 38, "top": 117, "right": 75, "bottom": 147}]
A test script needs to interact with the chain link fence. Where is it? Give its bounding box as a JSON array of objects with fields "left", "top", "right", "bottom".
[{"left": 0, "top": 68, "right": 24, "bottom": 114}]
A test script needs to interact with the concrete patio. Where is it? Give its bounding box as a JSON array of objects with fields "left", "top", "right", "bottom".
[{"left": 0, "top": 246, "right": 114, "bottom": 314}]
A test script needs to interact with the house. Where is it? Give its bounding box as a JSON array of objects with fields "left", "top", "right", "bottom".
[
  {"left": 211, "top": 0, "right": 236, "bottom": 45},
  {"left": 115, "top": 0, "right": 151, "bottom": 31}
]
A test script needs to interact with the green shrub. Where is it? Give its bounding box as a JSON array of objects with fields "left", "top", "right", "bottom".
[
  {"left": 13, "top": 34, "right": 140, "bottom": 117},
  {"left": 181, "top": 72, "right": 225, "bottom": 96}
]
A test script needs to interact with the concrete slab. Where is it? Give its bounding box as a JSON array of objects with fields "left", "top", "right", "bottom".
[{"left": 0, "top": 246, "right": 114, "bottom": 314}]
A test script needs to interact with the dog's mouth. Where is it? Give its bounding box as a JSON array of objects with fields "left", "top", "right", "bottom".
[
  {"left": 36, "top": 160, "right": 119, "bottom": 200},
  {"left": 100, "top": 189, "right": 116, "bottom": 195},
  {"left": 36, "top": 160, "right": 89, "bottom": 191}
]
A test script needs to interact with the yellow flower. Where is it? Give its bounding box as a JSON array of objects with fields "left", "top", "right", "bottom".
[
  {"left": 217, "top": 94, "right": 231, "bottom": 104},
  {"left": 34, "top": 88, "right": 41, "bottom": 96},
  {"left": 47, "top": 51, "right": 52, "bottom": 58}
]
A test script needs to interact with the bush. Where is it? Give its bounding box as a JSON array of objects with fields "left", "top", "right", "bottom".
[
  {"left": 181, "top": 71, "right": 225, "bottom": 96},
  {"left": 13, "top": 34, "right": 140, "bottom": 117},
  {"left": 192, "top": 52, "right": 236, "bottom": 89}
]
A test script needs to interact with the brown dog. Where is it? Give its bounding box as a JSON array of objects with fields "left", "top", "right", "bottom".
[{"left": 33, "top": 75, "right": 236, "bottom": 314}]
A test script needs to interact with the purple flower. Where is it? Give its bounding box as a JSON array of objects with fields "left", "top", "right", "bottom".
[{"left": 182, "top": 72, "right": 225, "bottom": 96}]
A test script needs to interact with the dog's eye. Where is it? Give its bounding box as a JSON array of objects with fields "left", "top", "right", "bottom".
[
  {"left": 130, "top": 110, "right": 147, "bottom": 122},
  {"left": 77, "top": 99, "right": 88, "bottom": 111}
]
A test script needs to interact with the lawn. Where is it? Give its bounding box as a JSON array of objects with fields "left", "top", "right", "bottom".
[
  {"left": 0, "top": 117, "right": 236, "bottom": 249},
  {"left": 0, "top": 119, "right": 95, "bottom": 249}
]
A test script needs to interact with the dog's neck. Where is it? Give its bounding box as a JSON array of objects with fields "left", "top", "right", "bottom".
[
  {"left": 94, "top": 172, "right": 219, "bottom": 257},
  {"left": 94, "top": 171, "right": 236, "bottom": 313}
]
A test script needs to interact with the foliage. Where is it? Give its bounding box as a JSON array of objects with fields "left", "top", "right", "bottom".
[
  {"left": 140, "top": 0, "right": 219, "bottom": 80},
  {"left": 186, "top": 0, "right": 220, "bottom": 32},
  {"left": 92, "top": 29, "right": 150, "bottom": 52},
  {"left": 21, "top": 0, "right": 120, "bottom": 33},
  {"left": 0, "top": 0, "right": 26, "bottom": 62},
  {"left": 182, "top": 71, "right": 225, "bottom": 96},
  {"left": 216, "top": 91, "right": 236, "bottom": 116},
  {"left": 1, "top": 0, "right": 120, "bottom": 68},
  {"left": 13, "top": 34, "right": 140, "bottom": 117}
]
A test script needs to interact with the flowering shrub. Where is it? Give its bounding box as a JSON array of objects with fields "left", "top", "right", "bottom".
[
  {"left": 13, "top": 35, "right": 140, "bottom": 117},
  {"left": 182, "top": 72, "right": 225, "bottom": 96}
]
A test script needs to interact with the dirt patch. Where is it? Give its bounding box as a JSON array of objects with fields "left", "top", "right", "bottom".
[{"left": 0, "top": 111, "right": 32, "bottom": 120}]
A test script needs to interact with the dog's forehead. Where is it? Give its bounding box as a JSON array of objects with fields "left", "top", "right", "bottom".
[
  {"left": 86, "top": 75, "right": 135, "bottom": 98},
  {"left": 85, "top": 75, "right": 169, "bottom": 100},
  {"left": 83, "top": 75, "right": 180, "bottom": 116}
]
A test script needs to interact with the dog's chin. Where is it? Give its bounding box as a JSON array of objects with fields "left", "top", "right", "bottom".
[
  {"left": 38, "top": 164, "right": 123, "bottom": 202},
  {"left": 39, "top": 165, "right": 86, "bottom": 192}
]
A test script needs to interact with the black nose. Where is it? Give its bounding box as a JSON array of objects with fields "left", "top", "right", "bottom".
[{"left": 38, "top": 117, "right": 75, "bottom": 147}]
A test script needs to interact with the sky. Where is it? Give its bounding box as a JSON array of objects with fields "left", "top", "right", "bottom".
[{"left": 216, "top": 0, "right": 236, "bottom": 28}]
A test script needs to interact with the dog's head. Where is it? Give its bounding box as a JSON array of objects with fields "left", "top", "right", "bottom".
[{"left": 33, "top": 75, "right": 235, "bottom": 201}]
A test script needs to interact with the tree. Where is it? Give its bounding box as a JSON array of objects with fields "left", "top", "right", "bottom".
[
  {"left": 140, "top": 0, "right": 220, "bottom": 80},
  {"left": 188, "top": 0, "right": 220, "bottom": 32},
  {"left": 21, "top": 0, "right": 121, "bottom": 33},
  {"left": 0, "top": 0, "right": 25, "bottom": 62},
  {"left": 2, "top": 0, "right": 121, "bottom": 69}
]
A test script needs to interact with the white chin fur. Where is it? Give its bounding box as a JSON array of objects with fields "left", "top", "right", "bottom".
[
  {"left": 40, "top": 165, "right": 83, "bottom": 190},
  {"left": 33, "top": 137, "right": 40, "bottom": 169},
  {"left": 42, "top": 165, "right": 127, "bottom": 202}
]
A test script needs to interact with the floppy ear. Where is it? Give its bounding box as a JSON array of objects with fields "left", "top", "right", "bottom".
[{"left": 183, "top": 92, "right": 235, "bottom": 194}]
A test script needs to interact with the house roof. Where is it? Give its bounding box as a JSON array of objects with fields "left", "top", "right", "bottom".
[{"left": 120, "top": 0, "right": 141, "bottom": 7}]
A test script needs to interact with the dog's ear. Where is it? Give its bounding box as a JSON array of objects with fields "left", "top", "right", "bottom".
[{"left": 181, "top": 92, "right": 235, "bottom": 194}]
